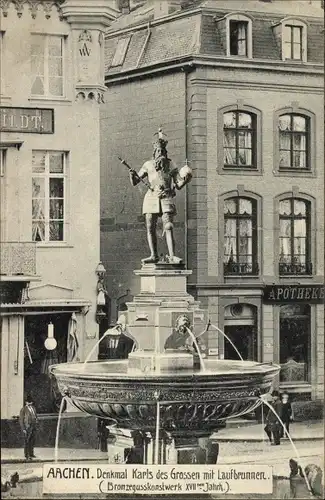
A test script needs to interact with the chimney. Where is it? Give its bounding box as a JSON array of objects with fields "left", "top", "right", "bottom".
[
  {"left": 153, "top": 0, "right": 182, "bottom": 19},
  {"left": 117, "top": 0, "right": 131, "bottom": 14}
]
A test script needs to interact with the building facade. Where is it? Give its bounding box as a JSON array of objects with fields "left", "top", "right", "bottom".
[
  {"left": 0, "top": 0, "right": 119, "bottom": 422},
  {"left": 101, "top": 0, "right": 324, "bottom": 401}
]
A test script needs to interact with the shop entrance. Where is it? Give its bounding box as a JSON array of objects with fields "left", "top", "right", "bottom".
[
  {"left": 223, "top": 304, "right": 257, "bottom": 361},
  {"left": 24, "top": 313, "right": 69, "bottom": 414}
]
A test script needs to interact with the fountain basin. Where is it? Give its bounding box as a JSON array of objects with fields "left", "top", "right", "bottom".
[{"left": 51, "top": 359, "right": 280, "bottom": 434}]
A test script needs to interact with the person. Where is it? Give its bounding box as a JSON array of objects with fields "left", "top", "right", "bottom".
[
  {"left": 19, "top": 394, "right": 38, "bottom": 461},
  {"left": 97, "top": 418, "right": 109, "bottom": 452},
  {"left": 264, "top": 390, "right": 283, "bottom": 445},
  {"left": 280, "top": 392, "right": 293, "bottom": 438},
  {"left": 129, "top": 130, "right": 192, "bottom": 264}
]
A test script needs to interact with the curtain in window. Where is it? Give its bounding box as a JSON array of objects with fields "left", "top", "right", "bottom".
[
  {"left": 223, "top": 112, "right": 253, "bottom": 166},
  {"left": 224, "top": 219, "right": 236, "bottom": 263},
  {"left": 237, "top": 24, "right": 247, "bottom": 56}
]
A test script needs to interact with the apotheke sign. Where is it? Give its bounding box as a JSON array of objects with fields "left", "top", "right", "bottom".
[
  {"left": 263, "top": 285, "right": 324, "bottom": 304},
  {"left": 0, "top": 107, "right": 54, "bottom": 134}
]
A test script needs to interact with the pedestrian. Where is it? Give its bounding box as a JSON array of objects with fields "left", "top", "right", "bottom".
[
  {"left": 97, "top": 418, "right": 109, "bottom": 452},
  {"left": 264, "top": 390, "right": 283, "bottom": 445},
  {"left": 19, "top": 394, "right": 38, "bottom": 461},
  {"left": 280, "top": 392, "right": 293, "bottom": 438}
]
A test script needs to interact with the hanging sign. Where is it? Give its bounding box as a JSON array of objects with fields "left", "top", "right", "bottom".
[
  {"left": 263, "top": 285, "right": 324, "bottom": 304},
  {"left": 0, "top": 107, "right": 54, "bottom": 134}
]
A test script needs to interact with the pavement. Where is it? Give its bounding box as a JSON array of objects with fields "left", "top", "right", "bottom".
[{"left": 1, "top": 419, "right": 323, "bottom": 492}]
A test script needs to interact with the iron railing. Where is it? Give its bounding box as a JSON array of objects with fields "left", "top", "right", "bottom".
[
  {"left": 279, "top": 262, "right": 313, "bottom": 276},
  {"left": 224, "top": 262, "right": 259, "bottom": 276}
]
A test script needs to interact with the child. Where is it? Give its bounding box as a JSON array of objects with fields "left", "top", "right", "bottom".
[{"left": 281, "top": 392, "right": 293, "bottom": 438}]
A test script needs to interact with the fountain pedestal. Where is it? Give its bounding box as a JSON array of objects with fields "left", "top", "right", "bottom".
[
  {"left": 124, "top": 265, "right": 207, "bottom": 354},
  {"left": 51, "top": 262, "right": 280, "bottom": 465}
]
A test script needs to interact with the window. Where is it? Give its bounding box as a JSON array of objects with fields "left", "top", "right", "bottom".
[
  {"left": 229, "top": 21, "right": 248, "bottom": 56},
  {"left": 279, "top": 114, "right": 309, "bottom": 170},
  {"left": 283, "top": 25, "right": 302, "bottom": 60},
  {"left": 223, "top": 197, "right": 258, "bottom": 275},
  {"left": 224, "top": 304, "right": 257, "bottom": 360},
  {"left": 32, "top": 151, "right": 67, "bottom": 242},
  {"left": 110, "top": 37, "right": 131, "bottom": 67},
  {"left": 279, "top": 304, "right": 310, "bottom": 383},
  {"left": 31, "top": 35, "right": 64, "bottom": 97},
  {"left": 279, "top": 198, "right": 311, "bottom": 275},
  {"left": 273, "top": 19, "right": 307, "bottom": 63},
  {"left": 223, "top": 111, "right": 256, "bottom": 168}
]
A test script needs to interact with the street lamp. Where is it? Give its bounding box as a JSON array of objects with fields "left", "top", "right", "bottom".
[{"left": 44, "top": 322, "right": 57, "bottom": 350}]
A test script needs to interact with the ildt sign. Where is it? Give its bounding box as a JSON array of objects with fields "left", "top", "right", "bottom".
[{"left": 0, "top": 107, "right": 54, "bottom": 134}]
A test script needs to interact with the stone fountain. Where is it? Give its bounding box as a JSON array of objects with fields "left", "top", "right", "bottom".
[{"left": 51, "top": 131, "right": 280, "bottom": 465}]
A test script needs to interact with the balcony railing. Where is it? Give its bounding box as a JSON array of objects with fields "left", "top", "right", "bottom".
[
  {"left": 279, "top": 262, "right": 313, "bottom": 276},
  {"left": 224, "top": 262, "right": 259, "bottom": 276},
  {"left": 0, "top": 242, "right": 37, "bottom": 276}
]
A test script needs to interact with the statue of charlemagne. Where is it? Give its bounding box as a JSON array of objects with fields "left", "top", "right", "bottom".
[{"left": 129, "top": 129, "right": 192, "bottom": 264}]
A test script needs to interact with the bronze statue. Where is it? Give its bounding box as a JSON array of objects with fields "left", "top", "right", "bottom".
[{"left": 126, "top": 129, "right": 192, "bottom": 264}]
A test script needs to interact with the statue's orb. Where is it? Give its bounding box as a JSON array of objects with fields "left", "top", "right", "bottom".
[{"left": 179, "top": 165, "right": 192, "bottom": 179}]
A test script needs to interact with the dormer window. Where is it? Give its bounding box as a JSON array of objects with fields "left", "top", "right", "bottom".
[
  {"left": 284, "top": 25, "right": 302, "bottom": 60},
  {"left": 230, "top": 21, "right": 248, "bottom": 56},
  {"left": 216, "top": 13, "right": 253, "bottom": 59},
  {"left": 273, "top": 19, "right": 307, "bottom": 63}
]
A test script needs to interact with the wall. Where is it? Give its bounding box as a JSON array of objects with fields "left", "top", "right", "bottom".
[
  {"left": 100, "top": 72, "right": 187, "bottom": 306},
  {"left": 187, "top": 66, "right": 324, "bottom": 283},
  {"left": 1, "top": 4, "right": 102, "bottom": 418}
]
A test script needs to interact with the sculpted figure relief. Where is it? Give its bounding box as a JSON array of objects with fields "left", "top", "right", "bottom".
[{"left": 127, "top": 130, "right": 192, "bottom": 264}]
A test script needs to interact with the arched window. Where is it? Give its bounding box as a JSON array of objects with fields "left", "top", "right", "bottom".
[
  {"left": 224, "top": 197, "right": 258, "bottom": 275},
  {"left": 279, "top": 114, "right": 309, "bottom": 170},
  {"left": 223, "top": 111, "right": 256, "bottom": 168},
  {"left": 279, "top": 198, "right": 311, "bottom": 275},
  {"left": 279, "top": 304, "right": 310, "bottom": 383},
  {"left": 224, "top": 303, "right": 257, "bottom": 361}
]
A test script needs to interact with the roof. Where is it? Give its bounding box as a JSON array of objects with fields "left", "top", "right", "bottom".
[{"left": 104, "top": 3, "right": 324, "bottom": 77}]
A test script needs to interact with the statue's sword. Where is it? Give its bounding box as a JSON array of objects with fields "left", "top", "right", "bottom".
[{"left": 118, "top": 156, "right": 154, "bottom": 192}]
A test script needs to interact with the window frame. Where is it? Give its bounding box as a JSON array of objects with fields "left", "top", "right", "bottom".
[
  {"left": 278, "top": 197, "right": 312, "bottom": 276},
  {"left": 30, "top": 34, "right": 65, "bottom": 99},
  {"left": 217, "top": 104, "right": 262, "bottom": 175},
  {"left": 279, "top": 304, "right": 311, "bottom": 384},
  {"left": 220, "top": 193, "right": 261, "bottom": 279},
  {"left": 273, "top": 18, "right": 307, "bottom": 63},
  {"left": 223, "top": 110, "right": 256, "bottom": 169},
  {"left": 279, "top": 113, "right": 309, "bottom": 171},
  {"left": 274, "top": 107, "right": 315, "bottom": 178},
  {"left": 225, "top": 14, "right": 253, "bottom": 59},
  {"left": 32, "top": 150, "right": 68, "bottom": 244},
  {"left": 274, "top": 192, "right": 315, "bottom": 278}
]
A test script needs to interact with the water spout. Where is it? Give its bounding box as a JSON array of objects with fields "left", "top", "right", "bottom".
[
  {"left": 54, "top": 396, "right": 67, "bottom": 463},
  {"left": 207, "top": 323, "right": 244, "bottom": 361},
  {"left": 82, "top": 325, "right": 122, "bottom": 370},
  {"left": 185, "top": 327, "right": 206, "bottom": 371},
  {"left": 260, "top": 397, "right": 312, "bottom": 494}
]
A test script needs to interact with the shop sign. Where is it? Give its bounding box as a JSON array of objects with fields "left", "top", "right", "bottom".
[
  {"left": 263, "top": 285, "right": 324, "bottom": 304},
  {"left": 0, "top": 107, "right": 54, "bottom": 134}
]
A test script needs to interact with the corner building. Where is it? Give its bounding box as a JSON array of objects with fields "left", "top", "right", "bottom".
[
  {"left": 0, "top": 0, "right": 118, "bottom": 431},
  {"left": 101, "top": 0, "right": 324, "bottom": 402}
]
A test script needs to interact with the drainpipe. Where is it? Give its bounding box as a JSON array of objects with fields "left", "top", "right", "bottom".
[{"left": 184, "top": 67, "right": 189, "bottom": 269}]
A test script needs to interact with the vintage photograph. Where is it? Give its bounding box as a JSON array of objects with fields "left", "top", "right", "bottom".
[{"left": 0, "top": 0, "right": 324, "bottom": 499}]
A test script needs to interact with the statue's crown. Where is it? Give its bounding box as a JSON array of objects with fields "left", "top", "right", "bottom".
[{"left": 153, "top": 128, "right": 168, "bottom": 148}]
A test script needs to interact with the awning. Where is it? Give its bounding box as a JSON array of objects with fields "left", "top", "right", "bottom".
[{"left": 0, "top": 298, "right": 91, "bottom": 315}]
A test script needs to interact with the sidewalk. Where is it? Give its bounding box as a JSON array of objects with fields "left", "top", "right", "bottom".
[
  {"left": 214, "top": 419, "right": 324, "bottom": 442},
  {"left": 1, "top": 420, "right": 323, "bottom": 464}
]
